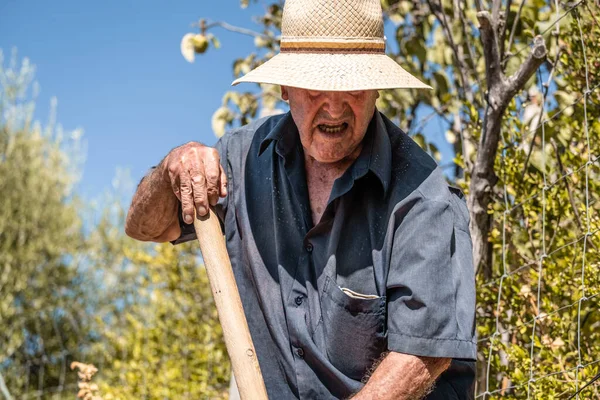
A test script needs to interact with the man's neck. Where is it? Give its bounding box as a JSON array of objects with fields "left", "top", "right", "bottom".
[{"left": 303, "top": 144, "right": 363, "bottom": 225}]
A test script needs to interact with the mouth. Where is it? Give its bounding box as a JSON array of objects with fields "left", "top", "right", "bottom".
[{"left": 317, "top": 122, "right": 348, "bottom": 134}]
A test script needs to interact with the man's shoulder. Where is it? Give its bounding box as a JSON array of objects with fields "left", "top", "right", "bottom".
[
  {"left": 379, "top": 113, "right": 442, "bottom": 200},
  {"left": 381, "top": 114, "right": 437, "bottom": 174},
  {"left": 379, "top": 115, "right": 468, "bottom": 219},
  {"left": 225, "top": 113, "right": 286, "bottom": 141},
  {"left": 216, "top": 113, "right": 287, "bottom": 158}
]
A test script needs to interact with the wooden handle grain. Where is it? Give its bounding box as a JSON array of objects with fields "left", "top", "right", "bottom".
[{"left": 193, "top": 208, "right": 268, "bottom": 400}]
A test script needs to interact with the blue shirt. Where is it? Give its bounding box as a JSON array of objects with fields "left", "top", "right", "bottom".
[{"left": 175, "top": 111, "right": 477, "bottom": 399}]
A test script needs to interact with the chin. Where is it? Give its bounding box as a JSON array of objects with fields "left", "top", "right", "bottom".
[{"left": 311, "top": 150, "right": 349, "bottom": 164}]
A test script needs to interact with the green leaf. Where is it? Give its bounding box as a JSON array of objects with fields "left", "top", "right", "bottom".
[{"left": 433, "top": 70, "right": 450, "bottom": 94}]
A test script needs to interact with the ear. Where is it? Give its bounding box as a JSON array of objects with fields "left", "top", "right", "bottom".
[{"left": 281, "top": 86, "right": 289, "bottom": 101}]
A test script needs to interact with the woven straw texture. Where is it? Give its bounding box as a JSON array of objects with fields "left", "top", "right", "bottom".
[
  {"left": 233, "top": 53, "right": 430, "bottom": 91},
  {"left": 281, "top": 0, "right": 383, "bottom": 40},
  {"left": 232, "top": 0, "right": 430, "bottom": 91}
]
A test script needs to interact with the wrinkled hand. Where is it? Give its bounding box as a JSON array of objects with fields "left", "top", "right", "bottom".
[{"left": 161, "top": 142, "right": 227, "bottom": 224}]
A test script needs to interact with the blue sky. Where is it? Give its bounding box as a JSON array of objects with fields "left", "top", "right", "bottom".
[{"left": 0, "top": 0, "right": 452, "bottom": 201}]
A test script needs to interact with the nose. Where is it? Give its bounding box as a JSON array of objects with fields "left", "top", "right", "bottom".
[{"left": 321, "top": 91, "right": 347, "bottom": 119}]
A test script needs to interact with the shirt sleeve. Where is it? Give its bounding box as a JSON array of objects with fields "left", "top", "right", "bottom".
[
  {"left": 386, "top": 191, "right": 477, "bottom": 360},
  {"left": 171, "top": 136, "right": 229, "bottom": 245}
]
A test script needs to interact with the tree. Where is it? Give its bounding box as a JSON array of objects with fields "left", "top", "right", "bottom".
[
  {"left": 0, "top": 50, "right": 231, "bottom": 400},
  {"left": 84, "top": 200, "right": 231, "bottom": 399},
  {"left": 0, "top": 49, "right": 87, "bottom": 398},
  {"left": 475, "top": 5, "right": 600, "bottom": 397}
]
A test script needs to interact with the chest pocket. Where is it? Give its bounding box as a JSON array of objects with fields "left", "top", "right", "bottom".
[{"left": 320, "top": 275, "right": 387, "bottom": 381}]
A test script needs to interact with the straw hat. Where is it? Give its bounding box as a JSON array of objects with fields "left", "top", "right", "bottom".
[{"left": 232, "top": 0, "right": 431, "bottom": 91}]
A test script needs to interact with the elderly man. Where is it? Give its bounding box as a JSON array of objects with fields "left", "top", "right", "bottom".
[{"left": 125, "top": 0, "right": 476, "bottom": 398}]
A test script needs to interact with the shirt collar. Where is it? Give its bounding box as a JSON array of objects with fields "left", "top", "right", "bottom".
[
  {"left": 258, "top": 112, "right": 299, "bottom": 158},
  {"left": 258, "top": 110, "right": 392, "bottom": 195}
]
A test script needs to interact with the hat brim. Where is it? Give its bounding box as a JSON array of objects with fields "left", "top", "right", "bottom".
[{"left": 231, "top": 53, "right": 431, "bottom": 91}]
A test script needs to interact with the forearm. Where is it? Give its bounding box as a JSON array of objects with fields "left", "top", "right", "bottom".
[
  {"left": 125, "top": 165, "right": 180, "bottom": 242},
  {"left": 352, "top": 352, "right": 451, "bottom": 400}
]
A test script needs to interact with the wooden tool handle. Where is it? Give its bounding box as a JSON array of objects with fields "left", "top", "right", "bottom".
[{"left": 193, "top": 208, "right": 268, "bottom": 400}]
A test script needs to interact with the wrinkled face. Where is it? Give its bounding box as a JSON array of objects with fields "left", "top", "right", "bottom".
[{"left": 281, "top": 86, "right": 379, "bottom": 164}]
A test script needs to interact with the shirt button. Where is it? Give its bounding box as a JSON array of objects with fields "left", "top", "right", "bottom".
[
  {"left": 296, "top": 347, "right": 304, "bottom": 358},
  {"left": 294, "top": 296, "right": 304, "bottom": 306},
  {"left": 305, "top": 243, "right": 313, "bottom": 252}
]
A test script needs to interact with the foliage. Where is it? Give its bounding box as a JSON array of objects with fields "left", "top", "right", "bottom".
[
  {"left": 0, "top": 51, "right": 230, "bottom": 399},
  {"left": 475, "top": 5, "right": 600, "bottom": 398},
  {"left": 182, "top": 3, "right": 286, "bottom": 137},
  {"left": 84, "top": 203, "right": 230, "bottom": 399},
  {"left": 0, "top": 49, "right": 87, "bottom": 397}
]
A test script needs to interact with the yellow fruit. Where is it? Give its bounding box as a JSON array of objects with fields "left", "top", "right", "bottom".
[{"left": 192, "top": 34, "right": 209, "bottom": 54}]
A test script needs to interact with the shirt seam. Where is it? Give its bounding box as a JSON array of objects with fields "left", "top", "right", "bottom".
[
  {"left": 388, "top": 331, "right": 476, "bottom": 344},
  {"left": 414, "top": 187, "right": 471, "bottom": 235},
  {"left": 415, "top": 188, "right": 453, "bottom": 207}
]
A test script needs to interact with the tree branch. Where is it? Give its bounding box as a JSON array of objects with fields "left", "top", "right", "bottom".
[
  {"left": 500, "top": 0, "right": 513, "bottom": 56},
  {"left": 506, "top": 36, "right": 547, "bottom": 95},
  {"left": 477, "top": 11, "right": 503, "bottom": 87},
  {"left": 475, "top": 0, "right": 485, "bottom": 12},
  {"left": 427, "top": 0, "right": 475, "bottom": 103},
  {"left": 458, "top": 2, "right": 485, "bottom": 105},
  {"left": 196, "top": 20, "right": 275, "bottom": 40},
  {"left": 406, "top": 100, "right": 422, "bottom": 132},
  {"left": 0, "top": 371, "right": 13, "bottom": 400},
  {"left": 505, "top": 0, "right": 527, "bottom": 62},
  {"left": 468, "top": 15, "right": 547, "bottom": 276},
  {"left": 552, "top": 139, "right": 583, "bottom": 231},
  {"left": 551, "top": 139, "right": 599, "bottom": 251},
  {"left": 492, "top": 0, "right": 503, "bottom": 28},
  {"left": 455, "top": 111, "right": 474, "bottom": 174},
  {"left": 520, "top": 36, "right": 559, "bottom": 178},
  {"left": 586, "top": 2, "right": 600, "bottom": 30}
]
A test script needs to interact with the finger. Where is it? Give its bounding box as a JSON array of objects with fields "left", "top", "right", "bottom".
[
  {"left": 167, "top": 167, "right": 181, "bottom": 201},
  {"left": 189, "top": 165, "right": 208, "bottom": 217},
  {"left": 219, "top": 164, "right": 228, "bottom": 197},
  {"left": 203, "top": 150, "right": 221, "bottom": 206},
  {"left": 187, "top": 147, "right": 209, "bottom": 217},
  {"left": 179, "top": 171, "right": 194, "bottom": 224}
]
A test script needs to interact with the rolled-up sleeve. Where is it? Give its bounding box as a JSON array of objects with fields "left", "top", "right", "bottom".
[{"left": 386, "top": 193, "right": 477, "bottom": 360}]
